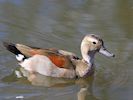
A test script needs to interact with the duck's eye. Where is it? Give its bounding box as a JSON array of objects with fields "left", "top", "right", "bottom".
[{"left": 93, "top": 42, "right": 96, "bottom": 44}]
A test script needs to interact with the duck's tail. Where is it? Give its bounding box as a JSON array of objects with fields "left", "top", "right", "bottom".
[
  {"left": 3, "top": 42, "right": 26, "bottom": 61},
  {"left": 3, "top": 42, "right": 22, "bottom": 55}
]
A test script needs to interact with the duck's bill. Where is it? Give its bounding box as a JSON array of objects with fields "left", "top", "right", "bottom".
[{"left": 99, "top": 47, "right": 115, "bottom": 57}]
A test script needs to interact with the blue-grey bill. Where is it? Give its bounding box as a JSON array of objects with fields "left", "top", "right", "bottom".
[{"left": 99, "top": 47, "right": 115, "bottom": 57}]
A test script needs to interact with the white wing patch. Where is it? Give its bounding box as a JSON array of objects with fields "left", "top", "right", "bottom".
[{"left": 16, "top": 54, "right": 24, "bottom": 61}]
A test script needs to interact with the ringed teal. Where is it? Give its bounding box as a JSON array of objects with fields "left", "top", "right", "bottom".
[{"left": 3, "top": 34, "right": 115, "bottom": 78}]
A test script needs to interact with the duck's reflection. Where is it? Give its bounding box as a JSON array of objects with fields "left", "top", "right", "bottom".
[{"left": 2, "top": 67, "right": 99, "bottom": 100}]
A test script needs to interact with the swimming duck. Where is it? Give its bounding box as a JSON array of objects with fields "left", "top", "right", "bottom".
[{"left": 3, "top": 34, "right": 115, "bottom": 78}]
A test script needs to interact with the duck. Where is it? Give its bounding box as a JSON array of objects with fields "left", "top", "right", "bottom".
[{"left": 3, "top": 34, "right": 115, "bottom": 78}]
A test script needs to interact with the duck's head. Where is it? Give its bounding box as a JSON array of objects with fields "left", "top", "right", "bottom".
[{"left": 81, "top": 34, "right": 115, "bottom": 64}]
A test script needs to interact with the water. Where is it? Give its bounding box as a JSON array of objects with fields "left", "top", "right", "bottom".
[{"left": 0, "top": 0, "right": 133, "bottom": 100}]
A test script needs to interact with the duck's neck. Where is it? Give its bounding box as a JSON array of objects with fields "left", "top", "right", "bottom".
[
  {"left": 81, "top": 43, "right": 95, "bottom": 66},
  {"left": 75, "top": 45, "right": 95, "bottom": 77},
  {"left": 82, "top": 51, "right": 95, "bottom": 66}
]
